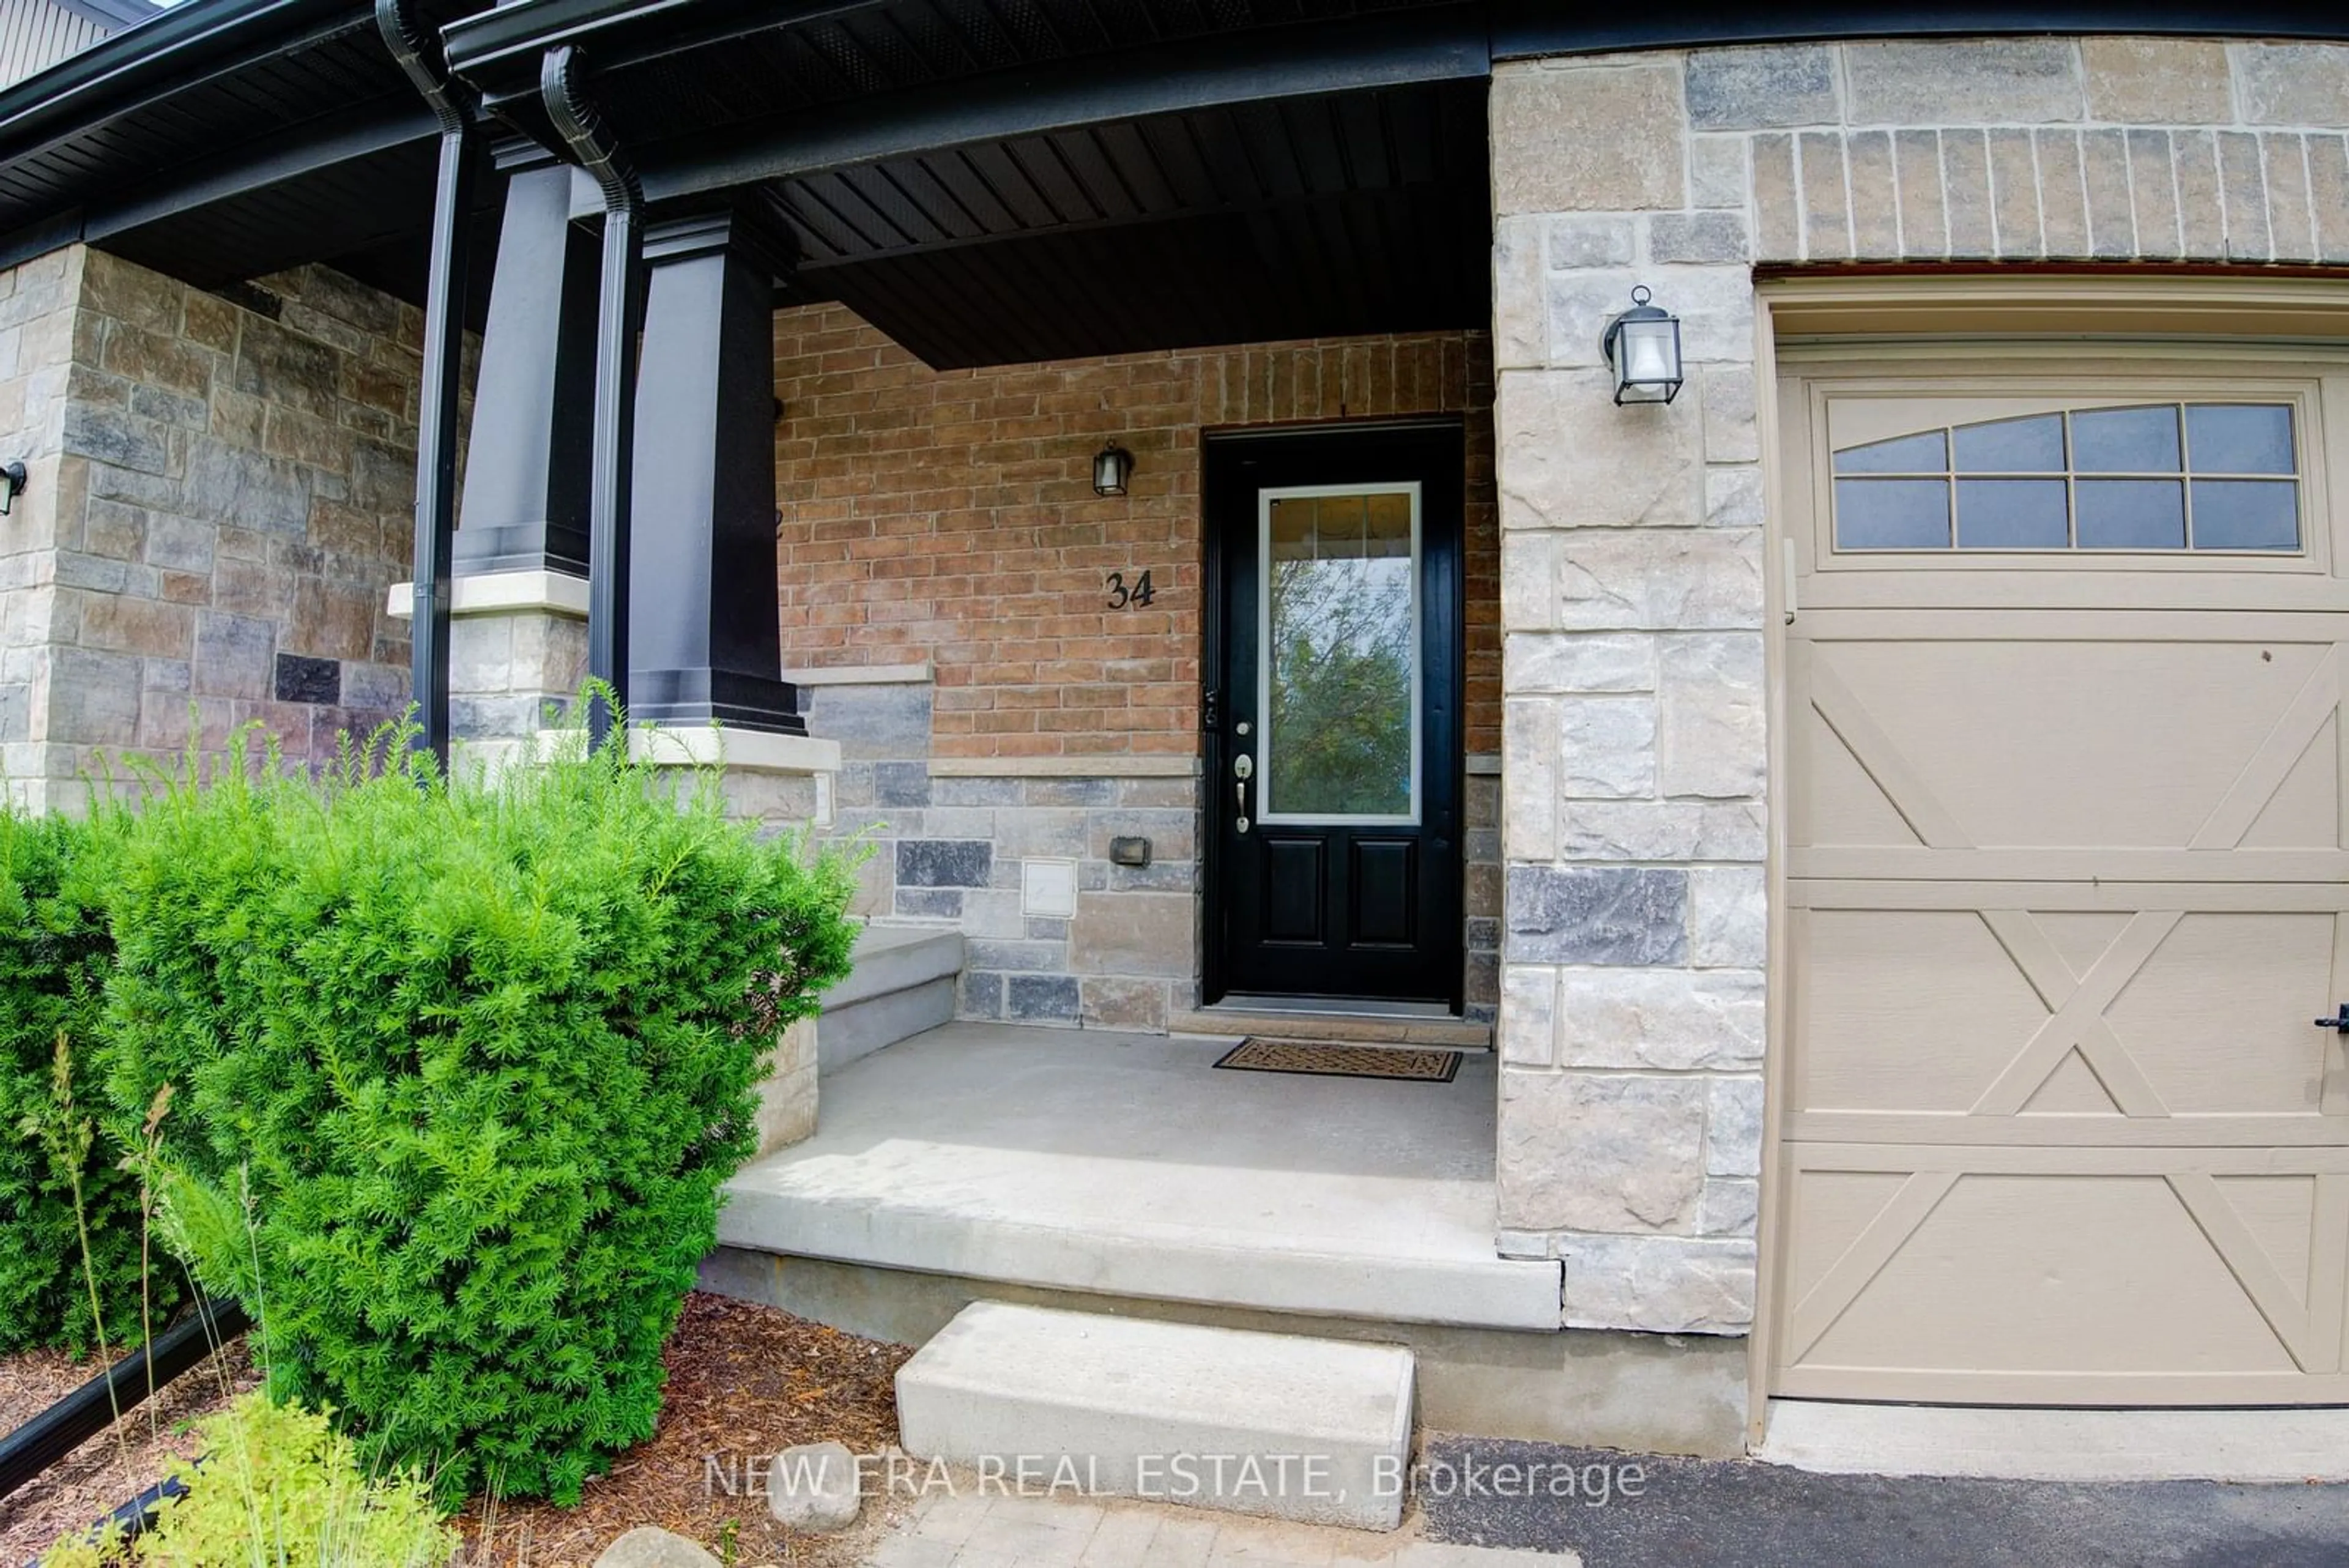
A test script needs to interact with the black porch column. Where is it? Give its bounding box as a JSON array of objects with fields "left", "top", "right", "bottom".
[
  {"left": 453, "top": 139, "right": 599, "bottom": 576},
  {"left": 626, "top": 203, "right": 804, "bottom": 735}
]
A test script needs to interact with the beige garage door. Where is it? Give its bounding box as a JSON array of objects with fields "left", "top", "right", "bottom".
[{"left": 1772, "top": 349, "right": 2349, "bottom": 1404}]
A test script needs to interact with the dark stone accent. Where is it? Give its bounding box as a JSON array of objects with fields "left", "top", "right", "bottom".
[
  {"left": 1683, "top": 43, "right": 1839, "bottom": 130},
  {"left": 874, "top": 761, "right": 931, "bottom": 808},
  {"left": 897, "top": 839, "right": 992, "bottom": 889},
  {"left": 959, "top": 971, "right": 1004, "bottom": 1020},
  {"left": 1466, "top": 916, "right": 1502, "bottom": 952},
  {"left": 802, "top": 683, "right": 933, "bottom": 759},
  {"left": 894, "top": 888, "right": 963, "bottom": 918},
  {"left": 232, "top": 313, "right": 339, "bottom": 418},
  {"left": 1505, "top": 866, "right": 1688, "bottom": 967},
  {"left": 273, "top": 653, "right": 340, "bottom": 705},
  {"left": 191, "top": 611, "right": 275, "bottom": 700},
  {"left": 210, "top": 281, "right": 282, "bottom": 321},
  {"left": 1007, "top": 975, "right": 1081, "bottom": 1022},
  {"left": 61, "top": 404, "right": 168, "bottom": 474}
]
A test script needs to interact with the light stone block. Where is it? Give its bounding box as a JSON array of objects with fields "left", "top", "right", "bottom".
[
  {"left": 1700, "top": 365, "right": 1759, "bottom": 464},
  {"left": 2235, "top": 43, "right": 2349, "bottom": 128},
  {"left": 1556, "top": 696, "right": 1657, "bottom": 800},
  {"left": 1546, "top": 215, "right": 1636, "bottom": 269},
  {"left": 1554, "top": 529, "right": 1765, "bottom": 633},
  {"left": 1562, "top": 1232, "right": 1757, "bottom": 1334},
  {"left": 1699, "top": 1177, "right": 1761, "bottom": 1238},
  {"left": 1491, "top": 62, "right": 1687, "bottom": 215},
  {"left": 1491, "top": 217, "right": 1548, "bottom": 371},
  {"left": 1844, "top": 39, "right": 2085, "bottom": 125},
  {"left": 1690, "top": 864, "right": 1767, "bottom": 970},
  {"left": 1501, "top": 530, "right": 1557, "bottom": 631},
  {"left": 1502, "top": 697, "right": 1557, "bottom": 861},
  {"left": 1499, "top": 1069, "right": 1707, "bottom": 1234},
  {"left": 1658, "top": 632, "right": 1767, "bottom": 798},
  {"left": 1505, "top": 865, "right": 1687, "bottom": 967},
  {"left": 1505, "top": 631, "right": 1656, "bottom": 694},
  {"left": 2082, "top": 37, "right": 2234, "bottom": 125},
  {"left": 1751, "top": 132, "right": 1800, "bottom": 262},
  {"left": 1646, "top": 212, "right": 1750, "bottom": 266},
  {"left": 1690, "top": 135, "right": 1750, "bottom": 213},
  {"left": 1499, "top": 963, "right": 1558, "bottom": 1068},
  {"left": 1683, "top": 44, "right": 1839, "bottom": 130},
  {"left": 1704, "top": 465, "right": 1764, "bottom": 530},
  {"left": 1557, "top": 799, "right": 1768, "bottom": 863},
  {"left": 1557, "top": 968, "right": 1765, "bottom": 1071},
  {"left": 753, "top": 1019, "right": 819, "bottom": 1156},
  {"left": 1498, "top": 368, "right": 1704, "bottom": 532},
  {"left": 1705, "top": 1073, "right": 1767, "bottom": 1180}
]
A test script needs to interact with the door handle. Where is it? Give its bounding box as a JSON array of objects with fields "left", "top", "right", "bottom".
[
  {"left": 1233, "top": 752, "right": 1252, "bottom": 834},
  {"left": 2318, "top": 1006, "right": 2349, "bottom": 1115},
  {"left": 1235, "top": 776, "right": 1249, "bottom": 833}
]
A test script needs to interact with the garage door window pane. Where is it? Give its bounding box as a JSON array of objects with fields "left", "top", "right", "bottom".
[
  {"left": 1952, "top": 414, "right": 2064, "bottom": 473},
  {"left": 2077, "top": 479, "right": 2186, "bottom": 549},
  {"left": 2186, "top": 404, "right": 2295, "bottom": 475},
  {"left": 1836, "top": 478, "right": 1950, "bottom": 548},
  {"left": 1834, "top": 430, "right": 1948, "bottom": 474},
  {"left": 1958, "top": 479, "right": 2069, "bottom": 548},
  {"left": 2191, "top": 480, "right": 2300, "bottom": 550},
  {"left": 2071, "top": 406, "right": 2181, "bottom": 473}
]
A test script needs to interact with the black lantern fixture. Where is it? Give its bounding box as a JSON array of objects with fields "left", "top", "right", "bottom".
[
  {"left": 1093, "top": 440, "right": 1135, "bottom": 497},
  {"left": 1599, "top": 285, "right": 1684, "bottom": 406},
  {"left": 0, "top": 462, "right": 24, "bottom": 517}
]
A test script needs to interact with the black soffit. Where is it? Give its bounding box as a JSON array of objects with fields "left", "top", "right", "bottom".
[{"left": 4, "top": 0, "right": 2349, "bottom": 364}]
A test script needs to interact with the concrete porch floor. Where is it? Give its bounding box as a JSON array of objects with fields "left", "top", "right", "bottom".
[{"left": 715, "top": 1024, "right": 1562, "bottom": 1331}]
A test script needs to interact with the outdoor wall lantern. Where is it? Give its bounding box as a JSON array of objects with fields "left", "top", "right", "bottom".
[
  {"left": 1093, "top": 440, "right": 1135, "bottom": 497},
  {"left": 1600, "top": 285, "right": 1683, "bottom": 406},
  {"left": 0, "top": 461, "right": 25, "bottom": 516}
]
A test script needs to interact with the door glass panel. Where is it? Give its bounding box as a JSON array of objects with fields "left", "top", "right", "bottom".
[
  {"left": 1833, "top": 429, "right": 1947, "bottom": 474},
  {"left": 1835, "top": 478, "right": 1950, "bottom": 548},
  {"left": 1956, "top": 478, "right": 2068, "bottom": 548},
  {"left": 1261, "top": 487, "right": 1419, "bottom": 821},
  {"left": 2070, "top": 406, "right": 2181, "bottom": 472},
  {"left": 2077, "top": 478, "right": 2186, "bottom": 548},
  {"left": 2186, "top": 404, "right": 2295, "bottom": 475},
  {"left": 1952, "top": 414, "right": 2064, "bottom": 472},
  {"left": 2191, "top": 479, "right": 2300, "bottom": 549}
]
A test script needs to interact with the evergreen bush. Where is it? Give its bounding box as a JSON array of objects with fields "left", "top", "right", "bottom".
[
  {"left": 0, "top": 809, "right": 174, "bottom": 1354},
  {"left": 103, "top": 720, "right": 860, "bottom": 1503}
]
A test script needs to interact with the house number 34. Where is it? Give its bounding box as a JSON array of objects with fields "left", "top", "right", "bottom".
[{"left": 1105, "top": 570, "right": 1157, "bottom": 609}]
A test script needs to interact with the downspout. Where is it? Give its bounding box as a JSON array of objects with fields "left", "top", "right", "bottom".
[
  {"left": 540, "top": 44, "right": 640, "bottom": 750},
  {"left": 376, "top": 0, "right": 475, "bottom": 768}
]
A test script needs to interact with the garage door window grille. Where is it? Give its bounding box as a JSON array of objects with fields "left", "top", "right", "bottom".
[{"left": 1833, "top": 403, "right": 2300, "bottom": 553}]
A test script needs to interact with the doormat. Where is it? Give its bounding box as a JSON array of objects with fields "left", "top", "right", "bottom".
[{"left": 1214, "top": 1038, "right": 1462, "bottom": 1082}]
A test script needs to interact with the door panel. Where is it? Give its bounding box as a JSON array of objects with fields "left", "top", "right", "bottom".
[
  {"left": 1771, "top": 357, "right": 2349, "bottom": 1405},
  {"left": 1204, "top": 424, "right": 1463, "bottom": 1007}
]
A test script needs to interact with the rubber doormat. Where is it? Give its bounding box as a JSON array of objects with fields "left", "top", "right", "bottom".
[{"left": 1213, "top": 1038, "right": 1462, "bottom": 1082}]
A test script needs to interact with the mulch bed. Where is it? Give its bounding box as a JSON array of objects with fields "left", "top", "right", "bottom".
[
  {"left": 456, "top": 1293, "right": 912, "bottom": 1566},
  {"left": 0, "top": 1332, "right": 262, "bottom": 1566},
  {"left": 0, "top": 1293, "right": 910, "bottom": 1568}
]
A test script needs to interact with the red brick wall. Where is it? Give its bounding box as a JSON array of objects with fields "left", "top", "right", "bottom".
[{"left": 773, "top": 306, "right": 1499, "bottom": 760}]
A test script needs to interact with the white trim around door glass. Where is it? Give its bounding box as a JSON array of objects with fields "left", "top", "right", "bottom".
[{"left": 1255, "top": 481, "right": 1423, "bottom": 828}]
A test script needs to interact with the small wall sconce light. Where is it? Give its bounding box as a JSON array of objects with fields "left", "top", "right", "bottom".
[
  {"left": 1093, "top": 440, "right": 1135, "bottom": 497},
  {"left": 0, "top": 461, "right": 25, "bottom": 516},
  {"left": 1600, "top": 285, "right": 1683, "bottom": 406}
]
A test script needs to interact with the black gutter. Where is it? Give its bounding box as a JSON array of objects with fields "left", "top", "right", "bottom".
[
  {"left": 377, "top": 0, "right": 478, "bottom": 770},
  {"left": 540, "top": 42, "right": 641, "bottom": 750},
  {"left": 447, "top": 0, "right": 878, "bottom": 82},
  {"left": 0, "top": 1296, "right": 249, "bottom": 1504}
]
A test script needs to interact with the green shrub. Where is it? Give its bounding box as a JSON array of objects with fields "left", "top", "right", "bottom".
[
  {"left": 103, "top": 719, "right": 860, "bottom": 1503},
  {"left": 0, "top": 808, "right": 176, "bottom": 1354},
  {"left": 42, "top": 1391, "right": 458, "bottom": 1567}
]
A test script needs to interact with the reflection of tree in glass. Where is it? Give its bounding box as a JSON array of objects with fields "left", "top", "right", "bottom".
[{"left": 1269, "top": 551, "right": 1412, "bottom": 815}]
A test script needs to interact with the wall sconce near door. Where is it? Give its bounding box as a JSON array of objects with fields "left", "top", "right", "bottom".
[
  {"left": 1093, "top": 440, "right": 1135, "bottom": 497},
  {"left": 0, "top": 461, "right": 24, "bottom": 516},
  {"left": 1599, "top": 285, "right": 1683, "bottom": 406}
]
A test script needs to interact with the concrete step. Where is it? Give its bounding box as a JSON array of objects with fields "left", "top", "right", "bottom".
[
  {"left": 1166, "top": 1007, "right": 1491, "bottom": 1050},
  {"left": 896, "top": 1302, "right": 1416, "bottom": 1531},
  {"left": 818, "top": 925, "right": 963, "bottom": 1076}
]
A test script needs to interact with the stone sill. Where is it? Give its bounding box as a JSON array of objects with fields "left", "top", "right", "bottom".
[
  {"left": 929, "top": 755, "right": 1200, "bottom": 779},
  {"left": 528, "top": 724, "right": 841, "bottom": 775},
  {"left": 385, "top": 569, "right": 590, "bottom": 620},
  {"left": 780, "top": 662, "right": 933, "bottom": 686}
]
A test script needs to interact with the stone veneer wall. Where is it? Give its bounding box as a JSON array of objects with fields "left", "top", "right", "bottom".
[
  {"left": 1, "top": 244, "right": 463, "bottom": 812},
  {"left": 1490, "top": 37, "right": 2349, "bottom": 1334},
  {"left": 774, "top": 307, "right": 1505, "bottom": 1028}
]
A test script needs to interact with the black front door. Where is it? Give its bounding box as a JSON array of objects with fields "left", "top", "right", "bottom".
[{"left": 1203, "top": 423, "right": 1463, "bottom": 1009}]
